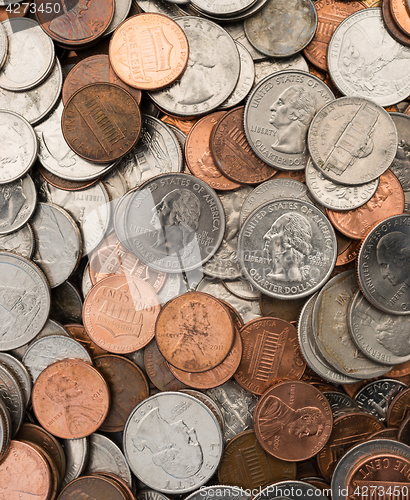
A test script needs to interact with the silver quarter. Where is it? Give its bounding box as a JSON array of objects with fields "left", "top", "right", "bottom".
[
  {"left": 252, "top": 54, "right": 309, "bottom": 89},
  {"left": 60, "top": 437, "right": 89, "bottom": 489},
  {"left": 0, "top": 362, "right": 24, "bottom": 436},
  {"left": 308, "top": 97, "right": 398, "bottom": 185},
  {"left": 222, "top": 278, "right": 259, "bottom": 300},
  {"left": 105, "top": 0, "right": 132, "bottom": 35},
  {"left": 123, "top": 391, "right": 223, "bottom": 494},
  {"left": 223, "top": 21, "right": 267, "bottom": 61},
  {"left": 0, "top": 252, "right": 50, "bottom": 351},
  {"left": 0, "top": 58, "right": 62, "bottom": 126},
  {"left": 0, "top": 353, "right": 31, "bottom": 409},
  {"left": 0, "top": 22, "right": 7, "bottom": 70},
  {"left": 237, "top": 198, "right": 337, "bottom": 299},
  {"left": 355, "top": 379, "right": 407, "bottom": 421},
  {"left": 327, "top": 9, "right": 410, "bottom": 107},
  {"left": 149, "top": 17, "right": 240, "bottom": 117},
  {"left": 0, "top": 175, "right": 37, "bottom": 235},
  {"left": 50, "top": 281, "right": 83, "bottom": 324},
  {"left": 0, "top": 224, "right": 34, "bottom": 259},
  {"left": 191, "top": 0, "right": 256, "bottom": 17},
  {"left": 305, "top": 158, "right": 379, "bottom": 210},
  {"left": 357, "top": 215, "right": 410, "bottom": 315},
  {"left": 389, "top": 112, "right": 410, "bottom": 213},
  {"left": 124, "top": 173, "right": 225, "bottom": 273},
  {"left": 0, "top": 19, "right": 55, "bottom": 91},
  {"left": 244, "top": 70, "right": 334, "bottom": 170},
  {"left": 22, "top": 335, "right": 91, "bottom": 382}
]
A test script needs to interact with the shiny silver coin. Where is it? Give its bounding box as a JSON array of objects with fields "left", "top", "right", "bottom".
[
  {"left": 60, "top": 437, "right": 89, "bottom": 490},
  {"left": 82, "top": 263, "right": 93, "bottom": 299},
  {"left": 355, "top": 379, "right": 407, "bottom": 422},
  {"left": 244, "top": 70, "right": 334, "bottom": 170},
  {"left": 191, "top": 0, "right": 257, "bottom": 17},
  {"left": 149, "top": 17, "right": 240, "bottom": 117},
  {"left": 123, "top": 173, "right": 225, "bottom": 273},
  {"left": 105, "top": 0, "right": 132, "bottom": 35},
  {"left": 222, "top": 278, "right": 259, "bottom": 300},
  {"left": 308, "top": 97, "right": 398, "bottom": 185},
  {"left": 349, "top": 290, "right": 410, "bottom": 366},
  {"left": 0, "top": 111, "right": 37, "bottom": 184},
  {"left": 0, "top": 252, "right": 50, "bottom": 351},
  {"left": 31, "top": 203, "right": 82, "bottom": 288},
  {"left": 0, "top": 397, "right": 11, "bottom": 462},
  {"left": 0, "top": 353, "right": 31, "bottom": 409},
  {"left": 22, "top": 335, "right": 91, "bottom": 382},
  {"left": 0, "top": 22, "right": 7, "bottom": 70},
  {"left": 157, "top": 272, "right": 183, "bottom": 305},
  {"left": 166, "top": 124, "right": 186, "bottom": 151},
  {"left": 123, "top": 391, "right": 223, "bottom": 494},
  {"left": 357, "top": 215, "right": 410, "bottom": 315},
  {"left": 389, "top": 112, "right": 410, "bottom": 214},
  {"left": 113, "top": 188, "right": 135, "bottom": 253},
  {"left": 0, "top": 362, "right": 25, "bottom": 436},
  {"left": 237, "top": 198, "right": 337, "bottom": 299},
  {"left": 0, "top": 175, "right": 36, "bottom": 235},
  {"left": 118, "top": 115, "right": 182, "bottom": 190},
  {"left": 252, "top": 54, "right": 309, "bottom": 89},
  {"left": 50, "top": 281, "right": 83, "bottom": 324},
  {"left": 0, "top": 58, "right": 62, "bottom": 126},
  {"left": 0, "top": 19, "right": 55, "bottom": 91},
  {"left": 0, "top": 224, "right": 35, "bottom": 259},
  {"left": 188, "top": 0, "right": 270, "bottom": 23},
  {"left": 328, "top": 9, "right": 410, "bottom": 107},
  {"left": 223, "top": 21, "right": 268, "bottom": 61},
  {"left": 180, "top": 388, "right": 225, "bottom": 433},
  {"left": 323, "top": 391, "right": 358, "bottom": 418},
  {"left": 244, "top": 0, "right": 317, "bottom": 58},
  {"left": 134, "top": 0, "right": 187, "bottom": 17}
]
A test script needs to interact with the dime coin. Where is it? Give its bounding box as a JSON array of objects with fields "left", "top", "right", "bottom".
[
  {"left": 223, "top": 279, "right": 259, "bottom": 301},
  {"left": 32, "top": 358, "right": 110, "bottom": 439},
  {"left": 62, "top": 83, "right": 142, "bottom": 163},
  {"left": 308, "top": 97, "right": 398, "bottom": 185},
  {"left": 220, "top": 42, "right": 254, "bottom": 109},
  {"left": 191, "top": 0, "right": 256, "bottom": 17},
  {"left": 389, "top": 112, "right": 410, "bottom": 213},
  {"left": 0, "top": 224, "right": 34, "bottom": 259},
  {"left": 123, "top": 173, "right": 225, "bottom": 273},
  {"left": 237, "top": 199, "right": 337, "bottom": 299},
  {"left": 357, "top": 214, "right": 410, "bottom": 315},
  {"left": 253, "top": 381, "right": 333, "bottom": 461},
  {"left": 123, "top": 392, "right": 223, "bottom": 493},
  {"left": 223, "top": 21, "right": 268, "bottom": 61},
  {"left": 109, "top": 13, "right": 188, "bottom": 90},
  {"left": 355, "top": 379, "right": 407, "bottom": 421},
  {"left": 327, "top": 9, "right": 410, "bottom": 107},
  {"left": 60, "top": 438, "right": 89, "bottom": 489},
  {"left": 244, "top": 70, "right": 334, "bottom": 170},
  {"left": 0, "top": 175, "right": 36, "bottom": 235}
]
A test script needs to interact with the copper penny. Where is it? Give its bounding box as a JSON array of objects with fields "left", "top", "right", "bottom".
[
  {"left": 387, "top": 387, "right": 410, "bottom": 428},
  {"left": 317, "top": 412, "right": 384, "bottom": 481},
  {"left": 65, "top": 323, "right": 108, "bottom": 358},
  {"left": 0, "top": 440, "right": 52, "bottom": 500},
  {"left": 143, "top": 338, "right": 190, "bottom": 391},
  {"left": 335, "top": 230, "right": 361, "bottom": 266},
  {"left": 161, "top": 114, "right": 198, "bottom": 134},
  {"left": 155, "top": 291, "right": 235, "bottom": 373},
  {"left": 259, "top": 294, "right": 306, "bottom": 323},
  {"left": 304, "top": 0, "right": 365, "bottom": 71},
  {"left": 210, "top": 106, "right": 276, "bottom": 185},
  {"left": 94, "top": 354, "right": 149, "bottom": 432},
  {"left": 368, "top": 428, "right": 399, "bottom": 440},
  {"left": 89, "top": 232, "right": 166, "bottom": 292},
  {"left": 83, "top": 275, "right": 161, "bottom": 354},
  {"left": 382, "top": 0, "right": 410, "bottom": 47},
  {"left": 59, "top": 475, "right": 128, "bottom": 500},
  {"left": 23, "top": 441, "right": 59, "bottom": 500},
  {"left": 391, "top": 0, "right": 410, "bottom": 36},
  {"left": 254, "top": 380, "right": 333, "bottom": 462},
  {"left": 32, "top": 358, "right": 110, "bottom": 439},
  {"left": 234, "top": 317, "right": 306, "bottom": 396},
  {"left": 109, "top": 13, "right": 188, "bottom": 90},
  {"left": 62, "top": 83, "right": 142, "bottom": 163},
  {"left": 62, "top": 54, "right": 142, "bottom": 105},
  {"left": 34, "top": 0, "right": 114, "bottom": 47},
  {"left": 90, "top": 473, "right": 135, "bottom": 500},
  {"left": 327, "top": 170, "right": 405, "bottom": 240},
  {"left": 386, "top": 360, "right": 410, "bottom": 378},
  {"left": 0, "top": 2, "right": 30, "bottom": 21},
  {"left": 185, "top": 111, "right": 242, "bottom": 191},
  {"left": 218, "top": 429, "right": 297, "bottom": 489}
]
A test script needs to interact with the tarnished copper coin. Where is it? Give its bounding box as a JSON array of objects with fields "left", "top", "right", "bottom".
[
  {"left": 218, "top": 430, "right": 297, "bottom": 489},
  {"left": 155, "top": 291, "right": 235, "bottom": 373},
  {"left": 234, "top": 318, "right": 306, "bottom": 396},
  {"left": 0, "top": 440, "right": 52, "bottom": 500},
  {"left": 109, "top": 13, "right": 188, "bottom": 90},
  {"left": 62, "top": 54, "right": 142, "bottom": 105},
  {"left": 65, "top": 323, "right": 108, "bottom": 358},
  {"left": 37, "top": 163, "right": 100, "bottom": 192},
  {"left": 391, "top": 0, "right": 410, "bottom": 36},
  {"left": 161, "top": 114, "right": 198, "bottom": 134},
  {"left": 185, "top": 111, "right": 242, "bottom": 191},
  {"left": 327, "top": 170, "right": 405, "bottom": 240},
  {"left": 34, "top": 0, "right": 114, "bottom": 47},
  {"left": 83, "top": 275, "right": 160, "bottom": 354},
  {"left": 59, "top": 475, "right": 128, "bottom": 500},
  {"left": 335, "top": 231, "right": 361, "bottom": 266},
  {"left": 254, "top": 381, "right": 333, "bottom": 461},
  {"left": 94, "top": 354, "right": 149, "bottom": 432},
  {"left": 387, "top": 387, "right": 410, "bottom": 428},
  {"left": 210, "top": 106, "right": 276, "bottom": 185},
  {"left": 62, "top": 83, "right": 142, "bottom": 163},
  {"left": 32, "top": 359, "right": 110, "bottom": 439}
]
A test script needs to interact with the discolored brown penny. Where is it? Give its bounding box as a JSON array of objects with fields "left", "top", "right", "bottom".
[
  {"left": 317, "top": 412, "right": 384, "bottom": 481},
  {"left": 335, "top": 230, "right": 361, "bottom": 266},
  {"left": 327, "top": 170, "right": 405, "bottom": 240},
  {"left": 32, "top": 359, "right": 110, "bottom": 439},
  {"left": 391, "top": 0, "right": 410, "bottom": 36},
  {"left": 386, "top": 360, "right": 410, "bottom": 378},
  {"left": 259, "top": 294, "right": 306, "bottom": 323},
  {"left": 89, "top": 232, "right": 166, "bottom": 291},
  {"left": 23, "top": 441, "right": 59, "bottom": 500},
  {"left": 155, "top": 291, "right": 235, "bottom": 373},
  {"left": 185, "top": 111, "right": 242, "bottom": 191},
  {"left": 94, "top": 354, "right": 149, "bottom": 432},
  {"left": 90, "top": 473, "right": 135, "bottom": 500},
  {"left": 62, "top": 54, "right": 142, "bottom": 105},
  {"left": 303, "top": 0, "right": 365, "bottom": 71},
  {"left": 254, "top": 381, "right": 333, "bottom": 462},
  {"left": 234, "top": 318, "right": 306, "bottom": 396},
  {"left": 382, "top": 0, "right": 410, "bottom": 46},
  {"left": 16, "top": 423, "right": 66, "bottom": 484},
  {"left": 37, "top": 162, "right": 100, "bottom": 191},
  {"left": 218, "top": 429, "right": 297, "bottom": 489},
  {"left": 62, "top": 83, "right": 142, "bottom": 163},
  {"left": 0, "top": 440, "right": 52, "bottom": 500},
  {"left": 274, "top": 169, "right": 306, "bottom": 183},
  {"left": 161, "top": 114, "right": 198, "bottom": 134},
  {"left": 58, "top": 475, "right": 128, "bottom": 500},
  {"left": 109, "top": 13, "right": 188, "bottom": 90},
  {"left": 35, "top": 0, "right": 114, "bottom": 46},
  {"left": 210, "top": 106, "right": 276, "bottom": 185},
  {"left": 368, "top": 428, "right": 399, "bottom": 440},
  {"left": 65, "top": 323, "right": 108, "bottom": 358},
  {"left": 83, "top": 275, "right": 161, "bottom": 354},
  {"left": 387, "top": 388, "right": 410, "bottom": 428}
]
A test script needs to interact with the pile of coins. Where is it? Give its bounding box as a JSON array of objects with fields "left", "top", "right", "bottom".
[{"left": 1, "top": 0, "right": 410, "bottom": 498}]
